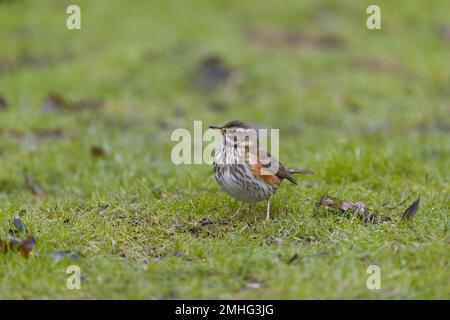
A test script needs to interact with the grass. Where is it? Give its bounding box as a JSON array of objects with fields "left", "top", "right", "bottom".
[{"left": 0, "top": 0, "right": 449, "bottom": 299}]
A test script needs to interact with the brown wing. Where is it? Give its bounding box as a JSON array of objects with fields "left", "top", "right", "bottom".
[
  {"left": 245, "top": 143, "right": 295, "bottom": 186},
  {"left": 242, "top": 141, "right": 279, "bottom": 186},
  {"left": 243, "top": 129, "right": 311, "bottom": 185},
  {"left": 249, "top": 140, "right": 299, "bottom": 184}
]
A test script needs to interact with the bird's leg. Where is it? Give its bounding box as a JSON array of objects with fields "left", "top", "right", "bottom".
[
  {"left": 233, "top": 202, "right": 245, "bottom": 218},
  {"left": 266, "top": 198, "right": 271, "bottom": 221}
]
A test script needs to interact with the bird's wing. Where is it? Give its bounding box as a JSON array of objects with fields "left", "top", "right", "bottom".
[
  {"left": 244, "top": 143, "right": 282, "bottom": 185},
  {"left": 242, "top": 130, "right": 311, "bottom": 185},
  {"left": 246, "top": 142, "right": 299, "bottom": 185}
]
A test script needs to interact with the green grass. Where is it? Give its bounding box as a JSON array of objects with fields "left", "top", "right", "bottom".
[{"left": 0, "top": 0, "right": 449, "bottom": 299}]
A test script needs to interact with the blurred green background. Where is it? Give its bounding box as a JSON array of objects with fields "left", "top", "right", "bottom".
[{"left": 0, "top": 0, "right": 448, "bottom": 299}]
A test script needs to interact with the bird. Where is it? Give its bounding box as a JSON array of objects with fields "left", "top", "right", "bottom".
[{"left": 210, "top": 120, "right": 314, "bottom": 220}]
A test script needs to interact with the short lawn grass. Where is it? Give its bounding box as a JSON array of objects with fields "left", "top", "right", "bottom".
[{"left": 0, "top": 0, "right": 449, "bottom": 299}]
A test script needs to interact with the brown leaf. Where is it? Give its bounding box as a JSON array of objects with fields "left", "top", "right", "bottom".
[
  {"left": 245, "top": 29, "right": 346, "bottom": 49},
  {"left": 401, "top": 196, "right": 420, "bottom": 221},
  {"left": 314, "top": 195, "right": 391, "bottom": 224},
  {"left": 315, "top": 195, "right": 361, "bottom": 212},
  {"left": 199, "top": 218, "right": 214, "bottom": 227},
  {"left": 0, "top": 236, "right": 36, "bottom": 258},
  {"left": 26, "top": 175, "right": 43, "bottom": 195},
  {"left": 208, "top": 101, "right": 228, "bottom": 113},
  {"left": 44, "top": 93, "right": 104, "bottom": 112},
  {"left": 192, "top": 56, "right": 233, "bottom": 93},
  {"left": 151, "top": 187, "right": 162, "bottom": 199},
  {"left": 0, "top": 56, "right": 16, "bottom": 74},
  {"left": 19, "top": 237, "right": 36, "bottom": 258},
  {"left": 91, "top": 146, "right": 106, "bottom": 157},
  {"left": 43, "top": 92, "right": 70, "bottom": 112},
  {"left": 441, "top": 25, "right": 450, "bottom": 43},
  {"left": 0, "top": 95, "right": 7, "bottom": 110}
]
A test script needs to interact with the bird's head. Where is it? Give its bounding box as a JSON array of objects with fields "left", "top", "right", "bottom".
[{"left": 209, "top": 120, "right": 256, "bottom": 146}]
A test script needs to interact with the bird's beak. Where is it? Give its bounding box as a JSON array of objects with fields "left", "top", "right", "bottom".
[{"left": 209, "top": 125, "right": 222, "bottom": 130}]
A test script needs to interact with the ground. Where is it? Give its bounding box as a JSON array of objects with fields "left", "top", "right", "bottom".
[{"left": 0, "top": 0, "right": 449, "bottom": 299}]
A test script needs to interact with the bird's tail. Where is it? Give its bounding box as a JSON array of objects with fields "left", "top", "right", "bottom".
[
  {"left": 284, "top": 168, "right": 315, "bottom": 185},
  {"left": 288, "top": 168, "right": 315, "bottom": 175}
]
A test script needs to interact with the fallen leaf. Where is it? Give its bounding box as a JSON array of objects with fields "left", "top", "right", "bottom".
[
  {"left": 382, "top": 193, "right": 415, "bottom": 210},
  {"left": 0, "top": 57, "right": 15, "bottom": 74},
  {"left": 0, "top": 236, "right": 36, "bottom": 258},
  {"left": 199, "top": 218, "right": 214, "bottom": 227},
  {"left": 192, "top": 56, "right": 234, "bottom": 93},
  {"left": 314, "top": 195, "right": 391, "bottom": 224},
  {"left": 47, "top": 251, "right": 80, "bottom": 262},
  {"left": 151, "top": 188, "right": 162, "bottom": 199},
  {"left": 43, "top": 93, "right": 70, "bottom": 112},
  {"left": 401, "top": 196, "right": 420, "bottom": 221},
  {"left": 13, "top": 215, "right": 28, "bottom": 233},
  {"left": 43, "top": 93, "right": 104, "bottom": 112},
  {"left": 18, "top": 237, "right": 35, "bottom": 258},
  {"left": 91, "top": 146, "right": 106, "bottom": 157},
  {"left": 441, "top": 25, "right": 450, "bottom": 42},
  {"left": 208, "top": 101, "right": 228, "bottom": 113},
  {"left": 245, "top": 29, "right": 346, "bottom": 49},
  {"left": 0, "top": 95, "right": 7, "bottom": 110},
  {"left": 26, "top": 175, "right": 43, "bottom": 195}
]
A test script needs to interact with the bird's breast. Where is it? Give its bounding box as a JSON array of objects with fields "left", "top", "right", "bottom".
[{"left": 213, "top": 144, "right": 279, "bottom": 203}]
